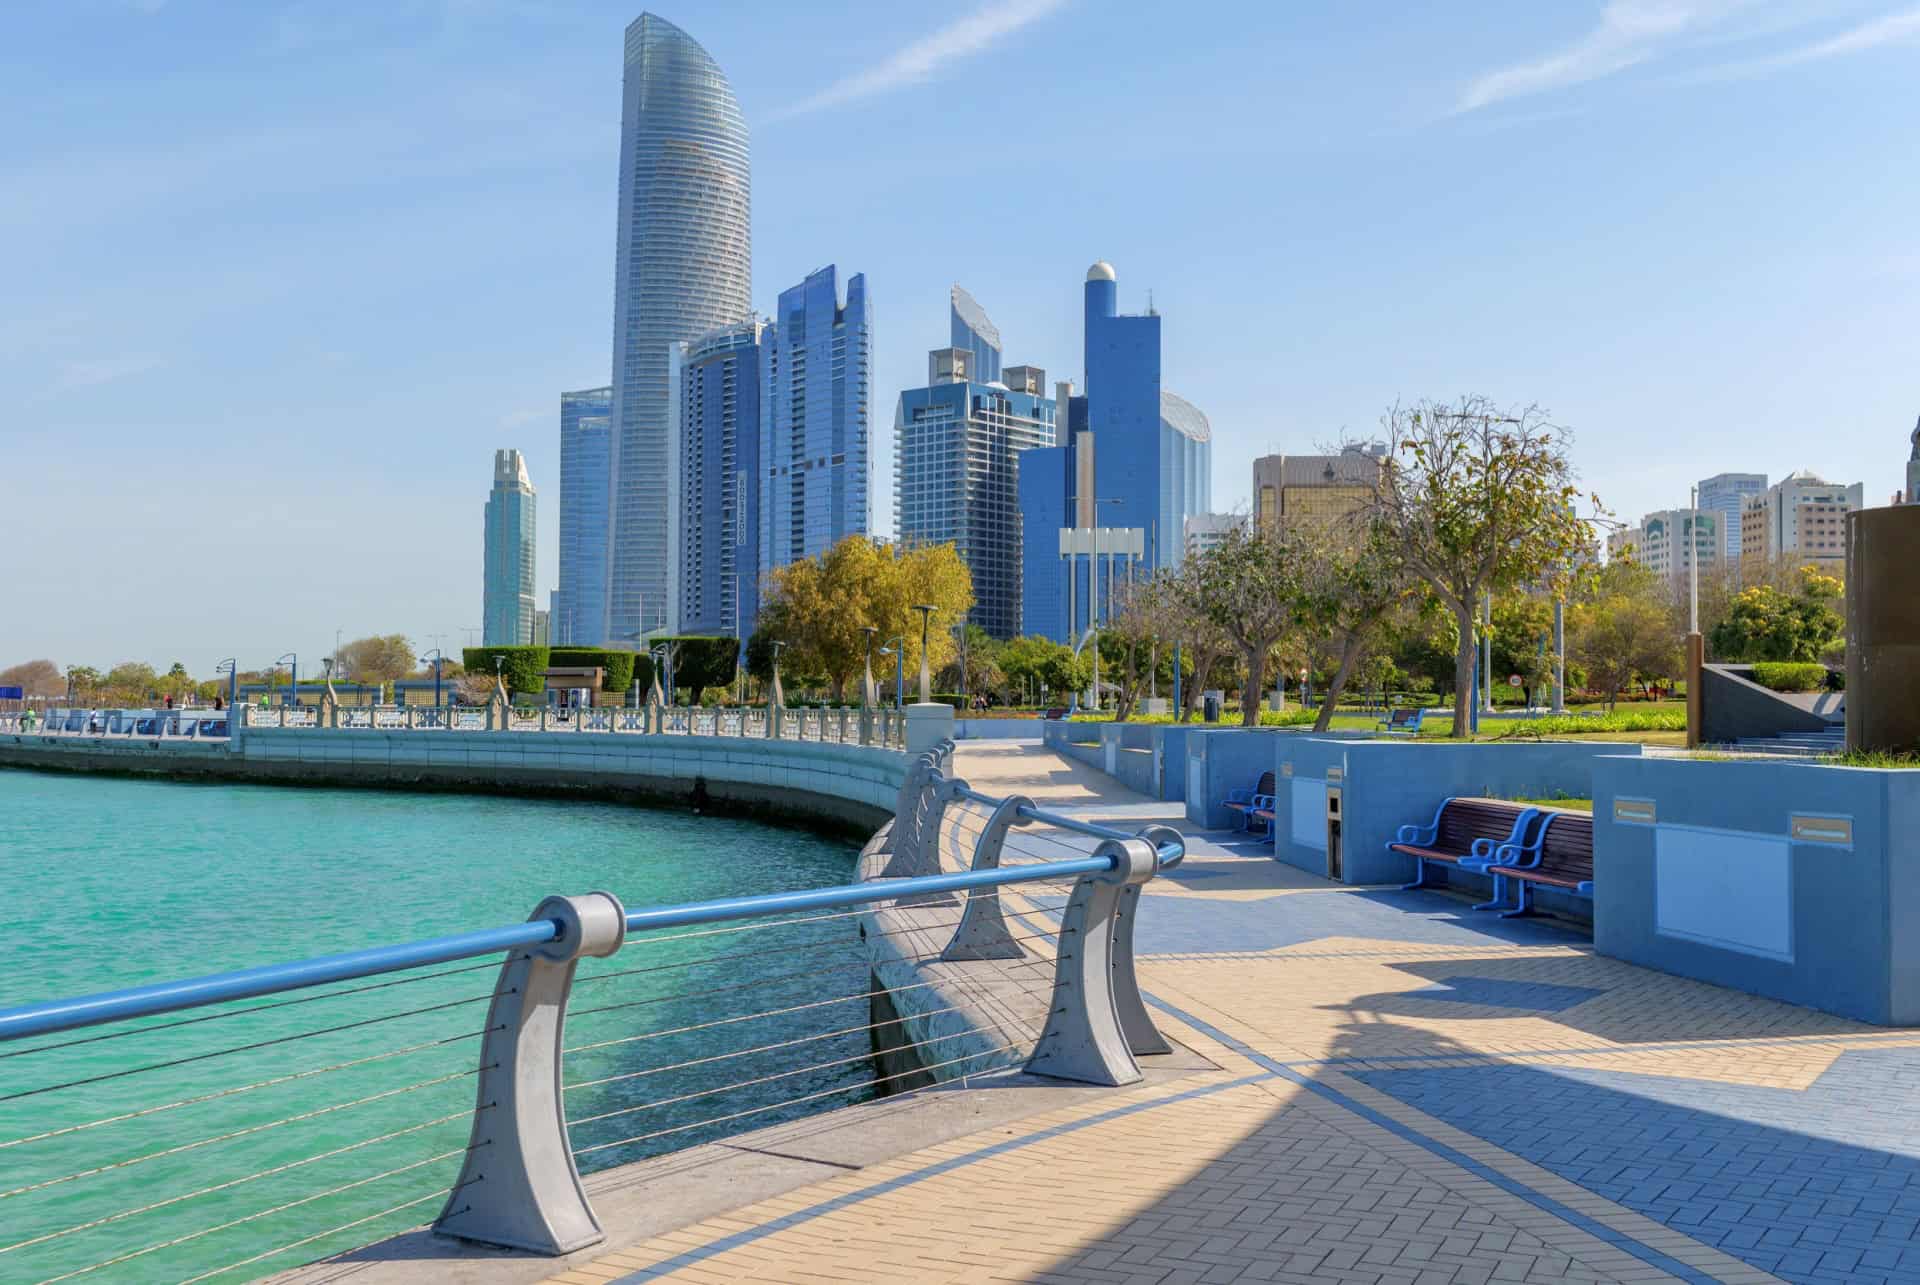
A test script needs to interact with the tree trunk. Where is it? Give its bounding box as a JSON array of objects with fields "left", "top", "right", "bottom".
[
  {"left": 1451, "top": 601, "right": 1477, "bottom": 738},
  {"left": 1314, "top": 634, "right": 1363, "bottom": 734},
  {"left": 1241, "top": 644, "right": 1266, "bottom": 728}
]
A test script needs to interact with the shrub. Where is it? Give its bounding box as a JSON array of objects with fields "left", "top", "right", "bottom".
[
  {"left": 1749, "top": 662, "right": 1827, "bottom": 693},
  {"left": 461, "top": 646, "right": 549, "bottom": 695},
  {"left": 1489, "top": 709, "right": 1686, "bottom": 738},
  {"left": 657, "top": 636, "right": 739, "bottom": 694}
]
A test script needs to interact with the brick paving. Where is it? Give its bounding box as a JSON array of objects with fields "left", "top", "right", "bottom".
[{"left": 542, "top": 741, "right": 1920, "bottom": 1284}]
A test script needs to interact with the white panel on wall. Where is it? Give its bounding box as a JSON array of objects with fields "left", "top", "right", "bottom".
[
  {"left": 1292, "top": 779, "right": 1327, "bottom": 850},
  {"left": 1655, "top": 825, "right": 1793, "bottom": 961},
  {"left": 1188, "top": 758, "right": 1204, "bottom": 807}
]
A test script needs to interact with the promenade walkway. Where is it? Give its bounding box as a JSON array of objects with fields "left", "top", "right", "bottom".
[{"left": 527, "top": 742, "right": 1920, "bottom": 1285}]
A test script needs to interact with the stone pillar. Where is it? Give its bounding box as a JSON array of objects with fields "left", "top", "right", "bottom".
[
  {"left": 905, "top": 702, "right": 955, "bottom": 755},
  {"left": 1847, "top": 505, "right": 1920, "bottom": 752}
]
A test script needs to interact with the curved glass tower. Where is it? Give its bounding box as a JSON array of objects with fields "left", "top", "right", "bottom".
[{"left": 604, "top": 13, "right": 751, "bottom": 645}]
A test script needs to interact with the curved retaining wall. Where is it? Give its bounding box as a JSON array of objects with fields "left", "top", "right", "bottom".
[{"left": 0, "top": 728, "right": 907, "bottom": 833}]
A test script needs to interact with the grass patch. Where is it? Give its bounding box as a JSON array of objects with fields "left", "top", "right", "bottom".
[
  {"left": 1820, "top": 750, "right": 1920, "bottom": 769},
  {"left": 1509, "top": 795, "right": 1595, "bottom": 812},
  {"left": 1486, "top": 710, "right": 1686, "bottom": 738}
]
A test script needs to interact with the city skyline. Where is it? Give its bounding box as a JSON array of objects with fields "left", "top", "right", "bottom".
[{"left": 4, "top": 1, "right": 1916, "bottom": 669}]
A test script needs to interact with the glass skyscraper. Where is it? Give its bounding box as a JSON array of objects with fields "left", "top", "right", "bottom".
[
  {"left": 762, "top": 266, "right": 872, "bottom": 573},
  {"left": 671, "top": 320, "right": 766, "bottom": 639},
  {"left": 556, "top": 385, "right": 611, "bottom": 646},
  {"left": 483, "top": 449, "right": 537, "bottom": 646},
  {"left": 606, "top": 13, "right": 751, "bottom": 648},
  {"left": 1696, "top": 472, "right": 1767, "bottom": 561},
  {"left": 897, "top": 290, "right": 1054, "bottom": 638}
]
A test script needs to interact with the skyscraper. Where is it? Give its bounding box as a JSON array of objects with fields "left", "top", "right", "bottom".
[
  {"left": 1696, "top": 472, "right": 1767, "bottom": 561},
  {"left": 483, "top": 450, "right": 537, "bottom": 646},
  {"left": 896, "top": 290, "right": 1055, "bottom": 638},
  {"left": 556, "top": 385, "right": 611, "bottom": 646},
  {"left": 948, "top": 285, "right": 1002, "bottom": 387},
  {"left": 606, "top": 13, "right": 751, "bottom": 647},
  {"left": 1019, "top": 262, "right": 1212, "bottom": 642},
  {"left": 671, "top": 320, "right": 767, "bottom": 639},
  {"left": 762, "top": 266, "right": 872, "bottom": 574}
]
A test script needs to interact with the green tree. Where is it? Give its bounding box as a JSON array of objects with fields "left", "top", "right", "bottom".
[
  {"left": 1295, "top": 518, "right": 1413, "bottom": 731},
  {"left": 0, "top": 659, "right": 64, "bottom": 697},
  {"left": 1707, "top": 567, "right": 1844, "bottom": 663},
  {"left": 1572, "top": 589, "right": 1681, "bottom": 710},
  {"left": 336, "top": 634, "right": 416, "bottom": 684},
  {"left": 1489, "top": 596, "right": 1556, "bottom": 706},
  {"left": 999, "top": 636, "right": 1089, "bottom": 705},
  {"left": 1370, "top": 397, "right": 1594, "bottom": 736},
  {"left": 1185, "top": 523, "right": 1304, "bottom": 727}
]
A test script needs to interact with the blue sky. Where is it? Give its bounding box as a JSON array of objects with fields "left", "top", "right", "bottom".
[{"left": 3, "top": 0, "right": 1914, "bottom": 674}]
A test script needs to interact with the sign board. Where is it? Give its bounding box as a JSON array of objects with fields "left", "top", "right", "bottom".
[
  {"left": 0, "top": 686, "right": 22, "bottom": 700},
  {"left": 1507, "top": 674, "right": 1522, "bottom": 688}
]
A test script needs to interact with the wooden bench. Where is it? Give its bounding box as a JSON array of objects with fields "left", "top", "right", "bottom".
[
  {"left": 1375, "top": 706, "right": 1426, "bottom": 736},
  {"left": 1486, "top": 810, "right": 1594, "bottom": 918},
  {"left": 1223, "top": 770, "right": 1277, "bottom": 834},
  {"left": 1042, "top": 706, "right": 1070, "bottom": 720},
  {"left": 1389, "top": 798, "right": 1538, "bottom": 895}
]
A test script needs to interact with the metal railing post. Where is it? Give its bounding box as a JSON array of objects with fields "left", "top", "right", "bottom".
[
  {"left": 878, "top": 759, "right": 942, "bottom": 879},
  {"left": 1113, "top": 825, "right": 1177, "bottom": 1055},
  {"left": 1025, "top": 835, "right": 1159, "bottom": 1087},
  {"left": 435, "top": 891, "right": 626, "bottom": 1255},
  {"left": 942, "top": 792, "right": 1035, "bottom": 960}
]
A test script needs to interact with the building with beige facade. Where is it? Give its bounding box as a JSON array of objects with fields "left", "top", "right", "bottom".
[
  {"left": 1739, "top": 470, "right": 1864, "bottom": 580},
  {"left": 1252, "top": 444, "right": 1384, "bottom": 533}
]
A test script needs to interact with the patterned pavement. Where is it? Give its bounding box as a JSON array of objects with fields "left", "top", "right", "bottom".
[{"left": 541, "top": 741, "right": 1920, "bottom": 1285}]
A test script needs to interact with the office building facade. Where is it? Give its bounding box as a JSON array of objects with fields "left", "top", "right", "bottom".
[
  {"left": 1184, "top": 512, "right": 1244, "bottom": 559},
  {"left": 671, "top": 320, "right": 767, "bottom": 639},
  {"left": 1632, "top": 508, "right": 1719, "bottom": 583},
  {"left": 1252, "top": 445, "right": 1384, "bottom": 533},
  {"left": 483, "top": 449, "right": 537, "bottom": 646},
  {"left": 1740, "top": 471, "right": 1864, "bottom": 578},
  {"left": 896, "top": 294, "right": 1054, "bottom": 638},
  {"left": 1696, "top": 472, "right": 1767, "bottom": 561},
  {"left": 606, "top": 13, "right": 751, "bottom": 647},
  {"left": 761, "top": 266, "right": 872, "bottom": 574},
  {"left": 555, "top": 385, "right": 611, "bottom": 645}
]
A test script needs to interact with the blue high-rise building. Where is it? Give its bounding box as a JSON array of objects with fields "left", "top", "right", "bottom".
[
  {"left": 1696, "top": 472, "right": 1767, "bottom": 561},
  {"left": 761, "top": 266, "right": 872, "bottom": 573},
  {"left": 606, "top": 13, "right": 751, "bottom": 648},
  {"left": 671, "top": 320, "right": 766, "bottom": 639},
  {"left": 1019, "top": 262, "right": 1212, "bottom": 642},
  {"left": 555, "top": 385, "right": 611, "bottom": 646},
  {"left": 896, "top": 302, "right": 1054, "bottom": 638},
  {"left": 483, "top": 449, "right": 537, "bottom": 646}
]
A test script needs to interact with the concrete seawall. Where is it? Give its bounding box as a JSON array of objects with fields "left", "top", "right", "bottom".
[{"left": 0, "top": 728, "right": 907, "bottom": 834}]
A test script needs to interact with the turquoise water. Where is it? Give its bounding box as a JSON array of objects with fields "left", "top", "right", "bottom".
[{"left": 0, "top": 770, "right": 870, "bottom": 1284}]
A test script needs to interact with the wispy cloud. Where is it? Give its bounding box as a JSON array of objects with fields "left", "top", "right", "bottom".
[
  {"left": 54, "top": 356, "right": 163, "bottom": 391},
  {"left": 770, "top": 0, "right": 1069, "bottom": 121},
  {"left": 1687, "top": 4, "right": 1920, "bottom": 79},
  {"left": 1458, "top": 1, "right": 1747, "bottom": 113}
]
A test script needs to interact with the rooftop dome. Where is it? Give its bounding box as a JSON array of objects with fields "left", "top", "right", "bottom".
[
  {"left": 1086, "top": 260, "right": 1116, "bottom": 282},
  {"left": 1159, "top": 391, "right": 1211, "bottom": 443}
]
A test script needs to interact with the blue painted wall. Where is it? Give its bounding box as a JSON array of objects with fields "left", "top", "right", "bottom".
[
  {"left": 1593, "top": 756, "right": 1919, "bottom": 1026},
  {"left": 1184, "top": 729, "right": 1286, "bottom": 828}
]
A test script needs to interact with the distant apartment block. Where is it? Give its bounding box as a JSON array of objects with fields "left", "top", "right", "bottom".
[
  {"left": 555, "top": 385, "right": 611, "bottom": 646},
  {"left": 1252, "top": 444, "right": 1385, "bottom": 533},
  {"left": 1696, "top": 472, "right": 1767, "bottom": 561},
  {"left": 1631, "top": 508, "right": 1719, "bottom": 582},
  {"left": 762, "top": 266, "right": 872, "bottom": 576},
  {"left": 483, "top": 449, "right": 537, "bottom": 646},
  {"left": 896, "top": 290, "right": 1055, "bottom": 638},
  {"left": 1184, "top": 512, "right": 1244, "bottom": 559},
  {"left": 1741, "top": 471, "right": 1865, "bottom": 579},
  {"left": 672, "top": 319, "right": 767, "bottom": 639}
]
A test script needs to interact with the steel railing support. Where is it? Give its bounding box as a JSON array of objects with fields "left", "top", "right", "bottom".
[
  {"left": 1025, "top": 836, "right": 1158, "bottom": 1087},
  {"left": 942, "top": 792, "right": 1034, "bottom": 961},
  {"left": 1113, "top": 825, "right": 1176, "bottom": 1055},
  {"left": 434, "top": 891, "right": 626, "bottom": 1255}
]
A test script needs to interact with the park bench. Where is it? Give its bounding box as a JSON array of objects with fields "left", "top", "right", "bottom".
[
  {"left": 1042, "top": 706, "right": 1070, "bottom": 720},
  {"left": 1389, "top": 798, "right": 1538, "bottom": 894},
  {"left": 1224, "top": 770, "right": 1277, "bottom": 834},
  {"left": 1376, "top": 706, "right": 1426, "bottom": 736},
  {"left": 1486, "top": 810, "right": 1594, "bottom": 918}
]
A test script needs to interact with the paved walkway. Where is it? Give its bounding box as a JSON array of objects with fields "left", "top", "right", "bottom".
[{"left": 543, "top": 742, "right": 1920, "bottom": 1285}]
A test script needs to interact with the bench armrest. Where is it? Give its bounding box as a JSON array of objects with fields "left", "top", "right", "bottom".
[
  {"left": 1251, "top": 792, "right": 1275, "bottom": 808},
  {"left": 1224, "top": 789, "right": 1252, "bottom": 805},
  {"left": 1394, "top": 822, "right": 1437, "bottom": 845}
]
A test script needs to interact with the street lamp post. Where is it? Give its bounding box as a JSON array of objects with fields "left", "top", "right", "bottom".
[
  {"left": 276, "top": 653, "right": 297, "bottom": 708},
  {"left": 419, "top": 649, "right": 445, "bottom": 707},
  {"left": 911, "top": 605, "right": 935, "bottom": 704},
  {"left": 860, "top": 627, "right": 878, "bottom": 709},
  {"left": 878, "top": 637, "right": 905, "bottom": 709},
  {"left": 215, "top": 658, "right": 236, "bottom": 711}
]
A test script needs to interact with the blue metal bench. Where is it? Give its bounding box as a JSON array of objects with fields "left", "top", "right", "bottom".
[
  {"left": 1223, "top": 770, "right": 1277, "bottom": 834},
  {"left": 1485, "top": 810, "right": 1594, "bottom": 918},
  {"left": 1389, "top": 797, "right": 1539, "bottom": 897},
  {"left": 1376, "top": 706, "right": 1426, "bottom": 736}
]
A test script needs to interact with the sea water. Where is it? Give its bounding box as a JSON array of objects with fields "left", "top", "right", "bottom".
[{"left": 0, "top": 769, "right": 869, "bottom": 1283}]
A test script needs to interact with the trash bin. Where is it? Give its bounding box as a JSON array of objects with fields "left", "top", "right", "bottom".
[{"left": 1202, "top": 692, "right": 1221, "bottom": 723}]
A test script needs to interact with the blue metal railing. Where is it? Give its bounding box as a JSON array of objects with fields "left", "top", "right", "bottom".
[{"left": 0, "top": 747, "right": 1182, "bottom": 1282}]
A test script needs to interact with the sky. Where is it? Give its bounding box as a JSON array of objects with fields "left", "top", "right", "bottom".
[{"left": 2, "top": 0, "right": 1915, "bottom": 675}]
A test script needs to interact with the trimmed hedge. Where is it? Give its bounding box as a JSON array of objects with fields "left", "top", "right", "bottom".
[
  {"left": 548, "top": 647, "right": 650, "bottom": 693},
  {"left": 462, "top": 646, "right": 549, "bottom": 695},
  {"left": 1750, "top": 662, "right": 1828, "bottom": 693}
]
